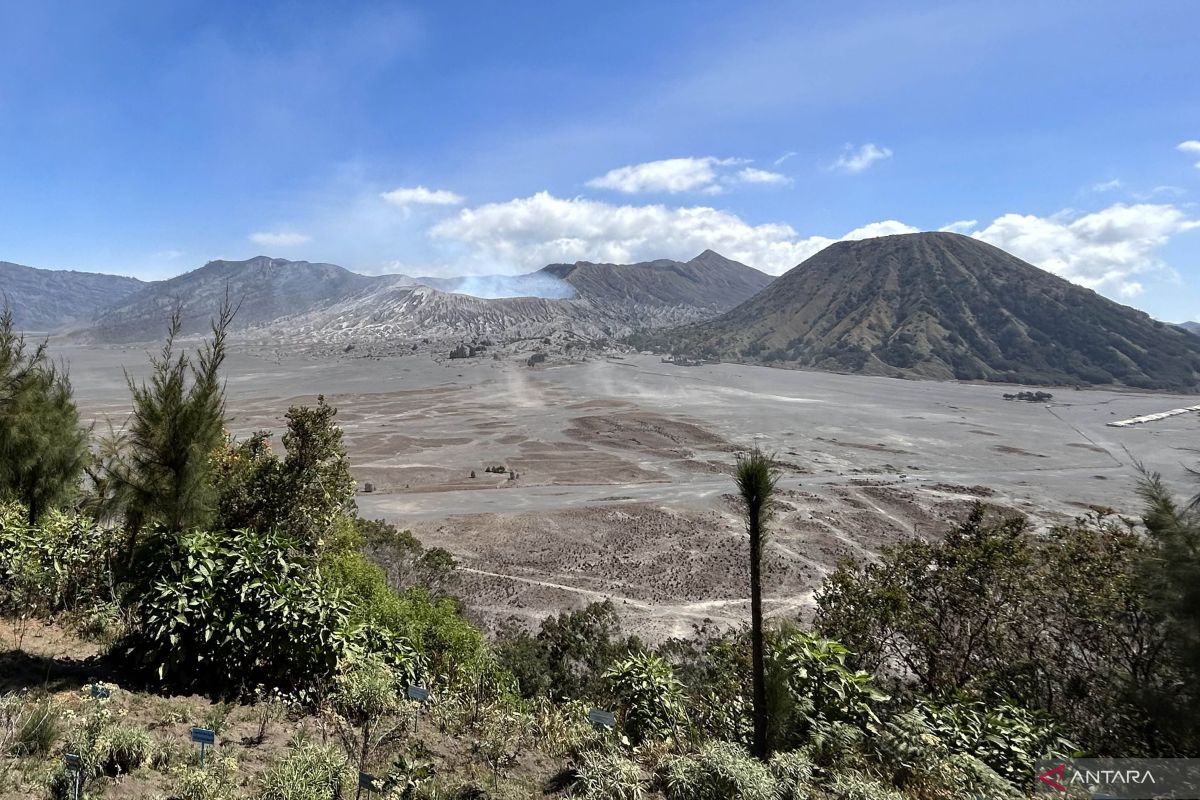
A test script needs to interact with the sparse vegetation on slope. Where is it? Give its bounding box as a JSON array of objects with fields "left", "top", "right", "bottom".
[{"left": 644, "top": 232, "right": 1200, "bottom": 390}]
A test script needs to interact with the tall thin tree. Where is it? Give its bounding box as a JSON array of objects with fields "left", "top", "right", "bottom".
[
  {"left": 0, "top": 307, "right": 89, "bottom": 522},
  {"left": 735, "top": 445, "right": 779, "bottom": 760},
  {"left": 109, "top": 299, "right": 234, "bottom": 556}
]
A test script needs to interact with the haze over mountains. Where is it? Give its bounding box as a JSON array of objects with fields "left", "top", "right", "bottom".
[{"left": 658, "top": 232, "right": 1200, "bottom": 390}]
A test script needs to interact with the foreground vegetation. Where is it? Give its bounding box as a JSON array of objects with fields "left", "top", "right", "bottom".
[{"left": 3, "top": 305, "right": 1200, "bottom": 798}]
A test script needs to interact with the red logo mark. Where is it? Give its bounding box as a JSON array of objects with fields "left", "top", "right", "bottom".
[{"left": 1039, "top": 763, "right": 1067, "bottom": 792}]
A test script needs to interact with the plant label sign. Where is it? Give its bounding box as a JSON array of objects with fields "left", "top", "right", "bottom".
[
  {"left": 588, "top": 708, "right": 616, "bottom": 729},
  {"left": 407, "top": 685, "right": 429, "bottom": 703},
  {"left": 358, "top": 771, "right": 378, "bottom": 789},
  {"left": 190, "top": 727, "right": 216, "bottom": 746},
  {"left": 64, "top": 752, "right": 81, "bottom": 771}
]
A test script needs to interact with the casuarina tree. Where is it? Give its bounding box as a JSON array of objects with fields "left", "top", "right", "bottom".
[
  {"left": 734, "top": 445, "right": 779, "bottom": 760},
  {"left": 106, "top": 301, "right": 234, "bottom": 553},
  {"left": 0, "top": 307, "right": 89, "bottom": 522}
]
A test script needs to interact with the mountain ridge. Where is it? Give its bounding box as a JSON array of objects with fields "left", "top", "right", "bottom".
[
  {"left": 656, "top": 232, "right": 1200, "bottom": 391},
  {"left": 0, "top": 261, "right": 144, "bottom": 332}
]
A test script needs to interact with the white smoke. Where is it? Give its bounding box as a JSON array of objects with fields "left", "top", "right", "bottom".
[{"left": 439, "top": 272, "right": 576, "bottom": 300}]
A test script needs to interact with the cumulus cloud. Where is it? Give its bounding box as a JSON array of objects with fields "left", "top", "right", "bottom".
[
  {"left": 429, "top": 193, "right": 1199, "bottom": 299},
  {"left": 1178, "top": 140, "right": 1200, "bottom": 168},
  {"left": 969, "top": 203, "right": 1200, "bottom": 297},
  {"left": 432, "top": 192, "right": 916, "bottom": 274},
  {"left": 249, "top": 230, "right": 311, "bottom": 247},
  {"left": 830, "top": 143, "right": 892, "bottom": 173},
  {"left": 381, "top": 186, "right": 465, "bottom": 206},
  {"left": 586, "top": 156, "right": 788, "bottom": 194}
]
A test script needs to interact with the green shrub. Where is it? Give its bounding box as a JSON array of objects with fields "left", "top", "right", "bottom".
[
  {"left": 661, "top": 742, "right": 776, "bottom": 800},
  {"left": 0, "top": 503, "right": 116, "bottom": 615},
  {"left": 324, "top": 548, "right": 482, "bottom": 679},
  {"left": 175, "top": 753, "right": 241, "bottom": 800},
  {"left": 105, "top": 723, "right": 151, "bottom": 774},
  {"left": 574, "top": 748, "right": 645, "bottom": 800},
  {"left": 764, "top": 628, "right": 887, "bottom": 752},
  {"left": 604, "top": 652, "right": 686, "bottom": 745},
  {"left": 767, "top": 750, "right": 814, "bottom": 800},
  {"left": 257, "top": 740, "right": 353, "bottom": 800},
  {"left": 826, "top": 772, "right": 906, "bottom": 800},
  {"left": 933, "top": 753, "right": 1022, "bottom": 799},
  {"left": 127, "top": 528, "right": 351, "bottom": 695},
  {"left": 11, "top": 697, "right": 60, "bottom": 756}
]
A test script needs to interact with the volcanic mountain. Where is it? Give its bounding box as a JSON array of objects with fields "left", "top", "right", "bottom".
[
  {"left": 72, "top": 250, "right": 770, "bottom": 344},
  {"left": 0, "top": 261, "right": 143, "bottom": 332},
  {"left": 87, "top": 256, "right": 383, "bottom": 342},
  {"left": 263, "top": 250, "right": 772, "bottom": 344},
  {"left": 662, "top": 232, "right": 1200, "bottom": 390}
]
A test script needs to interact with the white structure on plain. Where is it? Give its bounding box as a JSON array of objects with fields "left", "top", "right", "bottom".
[{"left": 1106, "top": 404, "right": 1200, "bottom": 428}]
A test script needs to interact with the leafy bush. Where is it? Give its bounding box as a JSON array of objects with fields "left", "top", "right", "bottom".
[
  {"left": 126, "top": 528, "right": 350, "bottom": 695},
  {"left": 764, "top": 628, "right": 887, "bottom": 752},
  {"left": 919, "top": 699, "right": 1073, "bottom": 785},
  {"left": 175, "top": 753, "right": 241, "bottom": 800},
  {"left": 604, "top": 652, "right": 686, "bottom": 745},
  {"left": 767, "top": 750, "right": 814, "bottom": 800},
  {"left": 816, "top": 503, "right": 1172, "bottom": 755},
  {"left": 826, "top": 772, "right": 906, "bottom": 800},
  {"left": 0, "top": 503, "right": 117, "bottom": 615},
  {"left": 661, "top": 742, "right": 776, "bottom": 800},
  {"left": 257, "top": 740, "right": 353, "bottom": 800},
  {"left": 323, "top": 548, "right": 481, "bottom": 678},
  {"left": 573, "top": 748, "right": 645, "bottom": 800},
  {"left": 497, "top": 600, "right": 638, "bottom": 701}
]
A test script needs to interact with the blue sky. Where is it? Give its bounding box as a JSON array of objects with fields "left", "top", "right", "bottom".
[{"left": 2, "top": 1, "right": 1199, "bottom": 321}]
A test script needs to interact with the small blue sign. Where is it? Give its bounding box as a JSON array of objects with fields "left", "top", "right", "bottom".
[
  {"left": 64, "top": 752, "right": 81, "bottom": 770},
  {"left": 406, "top": 685, "right": 429, "bottom": 703},
  {"left": 190, "top": 727, "right": 216, "bottom": 746},
  {"left": 587, "top": 708, "right": 616, "bottom": 729}
]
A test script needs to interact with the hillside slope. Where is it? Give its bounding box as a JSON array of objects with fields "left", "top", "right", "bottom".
[
  {"left": 0, "top": 261, "right": 143, "bottom": 332},
  {"left": 543, "top": 250, "right": 772, "bottom": 311},
  {"left": 87, "top": 256, "right": 384, "bottom": 342},
  {"left": 663, "top": 232, "right": 1200, "bottom": 390}
]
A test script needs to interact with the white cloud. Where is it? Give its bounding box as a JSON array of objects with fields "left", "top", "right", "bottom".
[
  {"left": 830, "top": 143, "right": 892, "bottom": 174},
  {"left": 736, "top": 167, "right": 791, "bottom": 186},
  {"left": 939, "top": 219, "right": 978, "bottom": 234},
  {"left": 1178, "top": 140, "right": 1200, "bottom": 168},
  {"left": 429, "top": 193, "right": 1199, "bottom": 300},
  {"left": 969, "top": 203, "right": 1200, "bottom": 298},
  {"left": 381, "top": 186, "right": 465, "bottom": 206},
  {"left": 1091, "top": 178, "right": 1123, "bottom": 192},
  {"left": 249, "top": 231, "right": 311, "bottom": 248},
  {"left": 774, "top": 151, "right": 797, "bottom": 166},
  {"left": 585, "top": 156, "right": 789, "bottom": 194},
  {"left": 586, "top": 157, "right": 743, "bottom": 194}
]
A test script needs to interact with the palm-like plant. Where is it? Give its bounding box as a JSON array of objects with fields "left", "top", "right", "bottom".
[{"left": 734, "top": 446, "right": 779, "bottom": 760}]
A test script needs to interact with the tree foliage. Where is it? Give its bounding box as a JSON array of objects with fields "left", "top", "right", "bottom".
[
  {"left": 107, "top": 304, "right": 232, "bottom": 539},
  {"left": 815, "top": 502, "right": 1178, "bottom": 754},
  {"left": 0, "top": 308, "right": 89, "bottom": 522}
]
